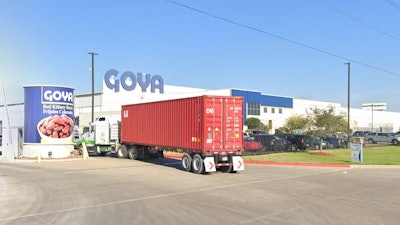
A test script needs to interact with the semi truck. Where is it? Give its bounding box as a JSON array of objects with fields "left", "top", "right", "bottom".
[{"left": 78, "top": 95, "right": 245, "bottom": 174}]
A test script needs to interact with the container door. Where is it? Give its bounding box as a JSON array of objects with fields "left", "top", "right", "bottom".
[
  {"left": 223, "top": 97, "right": 244, "bottom": 151},
  {"left": 203, "top": 96, "right": 243, "bottom": 153}
]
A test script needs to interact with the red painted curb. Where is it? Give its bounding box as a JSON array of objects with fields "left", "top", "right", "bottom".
[{"left": 245, "top": 161, "right": 351, "bottom": 168}]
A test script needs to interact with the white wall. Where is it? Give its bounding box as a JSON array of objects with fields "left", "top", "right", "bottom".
[
  {"left": 0, "top": 104, "right": 24, "bottom": 162},
  {"left": 293, "top": 99, "right": 341, "bottom": 115},
  {"left": 293, "top": 98, "right": 400, "bottom": 132}
]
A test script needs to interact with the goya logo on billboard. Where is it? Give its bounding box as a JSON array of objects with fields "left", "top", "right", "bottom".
[
  {"left": 104, "top": 69, "right": 164, "bottom": 93},
  {"left": 41, "top": 86, "right": 74, "bottom": 105}
]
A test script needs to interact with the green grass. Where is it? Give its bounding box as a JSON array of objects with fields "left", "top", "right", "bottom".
[{"left": 243, "top": 145, "right": 400, "bottom": 165}]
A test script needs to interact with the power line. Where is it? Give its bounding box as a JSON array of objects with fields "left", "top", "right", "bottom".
[
  {"left": 165, "top": 0, "right": 400, "bottom": 78},
  {"left": 386, "top": 0, "right": 400, "bottom": 10},
  {"left": 319, "top": 0, "right": 400, "bottom": 42}
]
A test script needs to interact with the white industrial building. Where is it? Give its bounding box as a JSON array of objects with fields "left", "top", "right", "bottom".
[{"left": 73, "top": 71, "right": 400, "bottom": 134}]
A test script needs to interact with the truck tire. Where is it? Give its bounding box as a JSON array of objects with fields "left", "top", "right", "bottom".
[
  {"left": 128, "top": 145, "right": 139, "bottom": 160},
  {"left": 77, "top": 145, "right": 83, "bottom": 155},
  {"left": 393, "top": 140, "right": 399, "bottom": 145},
  {"left": 220, "top": 165, "right": 233, "bottom": 173},
  {"left": 192, "top": 154, "right": 204, "bottom": 174},
  {"left": 181, "top": 153, "right": 192, "bottom": 172},
  {"left": 368, "top": 139, "right": 374, "bottom": 144},
  {"left": 116, "top": 145, "right": 128, "bottom": 158}
]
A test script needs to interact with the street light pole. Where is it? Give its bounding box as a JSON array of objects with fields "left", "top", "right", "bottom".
[
  {"left": 345, "top": 62, "right": 350, "bottom": 147},
  {"left": 362, "top": 103, "right": 381, "bottom": 132},
  {"left": 88, "top": 52, "right": 98, "bottom": 124}
]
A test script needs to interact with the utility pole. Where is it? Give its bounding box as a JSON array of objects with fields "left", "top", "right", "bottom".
[
  {"left": 88, "top": 52, "right": 98, "bottom": 124},
  {"left": 345, "top": 62, "right": 350, "bottom": 147}
]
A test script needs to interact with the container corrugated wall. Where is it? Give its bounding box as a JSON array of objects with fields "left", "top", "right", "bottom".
[{"left": 121, "top": 95, "right": 243, "bottom": 154}]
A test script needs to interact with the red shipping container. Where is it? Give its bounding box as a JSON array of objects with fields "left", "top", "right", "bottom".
[{"left": 121, "top": 95, "right": 244, "bottom": 155}]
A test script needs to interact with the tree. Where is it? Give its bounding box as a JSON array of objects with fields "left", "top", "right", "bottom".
[
  {"left": 307, "top": 105, "right": 347, "bottom": 136},
  {"left": 246, "top": 117, "right": 265, "bottom": 130},
  {"left": 283, "top": 115, "right": 309, "bottom": 132}
]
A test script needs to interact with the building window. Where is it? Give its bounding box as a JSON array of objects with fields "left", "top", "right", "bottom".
[
  {"left": 248, "top": 102, "right": 260, "bottom": 115},
  {"left": 279, "top": 108, "right": 282, "bottom": 114},
  {"left": 263, "top": 107, "right": 268, "bottom": 113},
  {"left": 271, "top": 108, "right": 275, "bottom": 114}
]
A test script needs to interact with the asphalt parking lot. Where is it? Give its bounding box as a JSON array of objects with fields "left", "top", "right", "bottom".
[{"left": 1, "top": 157, "right": 399, "bottom": 225}]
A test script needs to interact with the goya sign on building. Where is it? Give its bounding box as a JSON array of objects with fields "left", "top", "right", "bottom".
[
  {"left": 104, "top": 69, "right": 164, "bottom": 93},
  {"left": 24, "top": 85, "right": 74, "bottom": 144}
]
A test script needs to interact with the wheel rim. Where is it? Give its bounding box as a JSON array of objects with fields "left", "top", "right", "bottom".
[
  {"left": 182, "top": 156, "right": 189, "bottom": 169},
  {"left": 181, "top": 154, "right": 192, "bottom": 172},
  {"left": 117, "top": 146, "right": 127, "bottom": 158},
  {"left": 193, "top": 158, "right": 200, "bottom": 171},
  {"left": 129, "top": 146, "right": 138, "bottom": 160}
]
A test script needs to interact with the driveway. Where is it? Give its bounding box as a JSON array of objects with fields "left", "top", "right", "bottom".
[{"left": 0, "top": 157, "right": 399, "bottom": 225}]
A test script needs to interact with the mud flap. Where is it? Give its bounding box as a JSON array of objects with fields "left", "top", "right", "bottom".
[
  {"left": 204, "top": 157, "right": 216, "bottom": 172},
  {"left": 232, "top": 156, "right": 245, "bottom": 171}
]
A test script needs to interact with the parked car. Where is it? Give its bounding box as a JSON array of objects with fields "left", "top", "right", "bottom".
[
  {"left": 243, "top": 132, "right": 252, "bottom": 138},
  {"left": 276, "top": 134, "right": 308, "bottom": 151},
  {"left": 324, "top": 135, "right": 348, "bottom": 148},
  {"left": 353, "top": 131, "right": 370, "bottom": 137},
  {"left": 244, "top": 137, "right": 263, "bottom": 151},
  {"left": 272, "top": 136, "right": 292, "bottom": 152},
  {"left": 252, "top": 135, "right": 274, "bottom": 152},
  {"left": 306, "top": 136, "right": 327, "bottom": 150},
  {"left": 252, "top": 130, "right": 269, "bottom": 135},
  {"left": 251, "top": 135, "right": 291, "bottom": 152},
  {"left": 365, "top": 132, "right": 400, "bottom": 145}
]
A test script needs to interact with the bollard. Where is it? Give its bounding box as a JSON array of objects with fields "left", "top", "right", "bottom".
[
  {"left": 82, "top": 142, "right": 89, "bottom": 160},
  {"left": 37, "top": 152, "right": 41, "bottom": 163}
]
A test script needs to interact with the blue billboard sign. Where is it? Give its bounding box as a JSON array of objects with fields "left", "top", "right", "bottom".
[{"left": 24, "top": 85, "right": 75, "bottom": 144}]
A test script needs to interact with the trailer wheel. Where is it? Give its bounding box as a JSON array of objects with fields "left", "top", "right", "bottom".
[
  {"left": 181, "top": 153, "right": 192, "bottom": 172},
  {"left": 220, "top": 165, "right": 233, "bottom": 173},
  {"left": 192, "top": 154, "right": 204, "bottom": 174},
  {"left": 128, "top": 146, "right": 139, "bottom": 160},
  {"left": 116, "top": 145, "right": 128, "bottom": 158}
]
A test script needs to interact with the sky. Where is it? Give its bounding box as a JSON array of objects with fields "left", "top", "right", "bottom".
[{"left": 1, "top": 0, "right": 400, "bottom": 111}]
